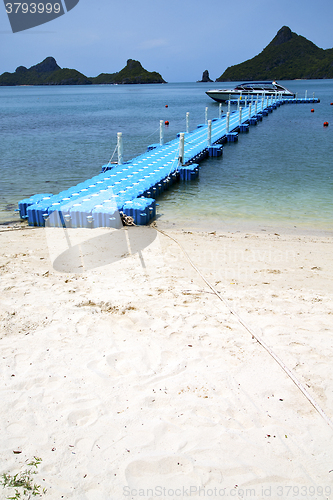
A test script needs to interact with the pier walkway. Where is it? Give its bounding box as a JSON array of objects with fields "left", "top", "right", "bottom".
[{"left": 19, "top": 95, "right": 319, "bottom": 227}]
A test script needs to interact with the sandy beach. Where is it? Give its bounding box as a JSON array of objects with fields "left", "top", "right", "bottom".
[{"left": 1, "top": 222, "right": 333, "bottom": 499}]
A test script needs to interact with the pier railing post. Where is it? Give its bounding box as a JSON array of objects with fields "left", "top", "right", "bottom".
[
  {"left": 219, "top": 103, "right": 222, "bottom": 119},
  {"left": 255, "top": 100, "right": 258, "bottom": 115},
  {"left": 249, "top": 103, "right": 252, "bottom": 118},
  {"left": 160, "top": 120, "right": 164, "bottom": 145},
  {"left": 261, "top": 94, "right": 264, "bottom": 110},
  {"left": 117, "top": 132, "right": 123, "bottom": 165},
  {"left": 245, "top": 96, "right": 248, "bottom": 108},
  {"left": 179, "top": 133, "right": 185, "bottom": 166},
  {"left": 226, "top": 112, "right": 230, "bottom": 133},
  {"left": 186, "top": 112, "right": 190, "bottom": 133},
  {"left": 228, "top": 97, "right": 231, "bottom": 114},
  {"left": 205, "top": 107, "right": 208, "bottom": 125},
  {"left": 239, "top": 107, "right": 242, "bottom": 125},
  {"left": 207, "top": 119, "right": 212, "bottom": 146}
]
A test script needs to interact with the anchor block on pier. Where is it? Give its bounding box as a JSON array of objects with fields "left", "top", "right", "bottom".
[
  {"left": 226, "top": 132, "right": 239, "bottom": 142},
  {"left": 179, "top": 164, "right": 199, "bottom": 181},
  {"left": 208, "top": 145, "right": 223, "bottom": 157}
]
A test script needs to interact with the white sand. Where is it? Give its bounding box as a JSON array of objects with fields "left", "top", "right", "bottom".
[{"left": 1, "top": 223, "right": 333, "bottom": 499}]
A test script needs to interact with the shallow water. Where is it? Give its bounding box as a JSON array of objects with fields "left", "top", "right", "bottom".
[{"left": 0, "top": 81, "right": 332, "bottom": 233}]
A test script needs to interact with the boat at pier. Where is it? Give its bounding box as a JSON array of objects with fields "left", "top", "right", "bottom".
[{"left": 206, "top": 81, "right": 295, "bottom": 103}]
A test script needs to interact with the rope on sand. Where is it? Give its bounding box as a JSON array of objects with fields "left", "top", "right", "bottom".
[
  {"left": 0, "top": 213, "right": 137, "bottom": 230},
  {"left": 0, "top": 225, "right": 38, "bottom": 233},
  {"left": 119, "top": 212, "right": 135, "bottom": 226},
  {"left": 156, "top": 227, "right": 333, "bottom": 430}
]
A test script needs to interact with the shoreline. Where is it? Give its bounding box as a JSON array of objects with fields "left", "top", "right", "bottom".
[
  {"left": 1, "top": 223, "right": 332, "bottom": 498},
  {"left": 155, "top": 216, "right": 333, "bottom": 238},
  {"left": 1, "top": 215, "right": 333, "bottom": 238}
]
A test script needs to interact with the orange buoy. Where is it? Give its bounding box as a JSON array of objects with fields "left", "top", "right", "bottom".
[
  {"left": 323, "top": 121, "right": 329, "bottom": 127},
  {"left": 165, "top": 105, "right": 168, "bottom": 108},
  {"left": 165, "top": 120, "right": 169, "bottom": 126},
  {"left": 311, "top": 108, "right": 315, "bottom": 112},
  {"left": 330, "top": 103, "right": 333, "bottom": 106}
]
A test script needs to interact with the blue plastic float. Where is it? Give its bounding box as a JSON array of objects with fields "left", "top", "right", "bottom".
[{"left": 18, "top": 95, "right": 320, "bottom": 228}]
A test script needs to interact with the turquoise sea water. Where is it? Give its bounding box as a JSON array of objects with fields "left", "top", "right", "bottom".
[{"left": 0, "top": 81, "right": 332, "bottom": 233}]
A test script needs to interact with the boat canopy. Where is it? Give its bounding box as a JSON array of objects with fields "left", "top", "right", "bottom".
[{"left": 235, "top": 82, "right": 287, "bottom": 92}]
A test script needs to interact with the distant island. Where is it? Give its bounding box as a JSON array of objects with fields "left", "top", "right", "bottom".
[
  {"left": 0, "top": 58, "right": 166, "bottom": 86},
  {"left": 216, "top": 26, "right": 333, "bottom": 81},
  {"left": 91, "top": 59, "right": 166, "bottom": 84},
  {"left": 197, "top": 70, "right": 213, "bottom": 83}
]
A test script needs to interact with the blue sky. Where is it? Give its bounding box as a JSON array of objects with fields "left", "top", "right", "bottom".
[{"left": 1, "top": 0, "right": 333, "bottom": 82}]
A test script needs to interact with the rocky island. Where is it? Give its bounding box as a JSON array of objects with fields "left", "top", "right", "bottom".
[
  {"left": 197, "top": 70, "right": 213, "bottom": 82},
  {"left": 0, "top": 57, "right": 91, "bottom": 86},
  {"left": 216, "top": 26, "right": 333, "bottom": 81},
  {"left": 91, "top": 59, "right": 166, "bottom": 84},
  {"left": 0, "top": 57, "right": 166, "bottom": 86}
]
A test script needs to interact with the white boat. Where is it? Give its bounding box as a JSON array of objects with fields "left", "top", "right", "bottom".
[{"left": 206, "top": 81, "right": 295, "bottom": 103}]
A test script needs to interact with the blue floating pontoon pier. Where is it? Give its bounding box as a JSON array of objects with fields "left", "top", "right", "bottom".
[{"left": 19, "top": 94, "right": 319, "bottom": 228}]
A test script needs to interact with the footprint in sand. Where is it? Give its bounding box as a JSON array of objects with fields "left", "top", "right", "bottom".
[
  {"left": 105, "top": 351, "right": 153, "bottom": 376},
  {"left": 67, "top": 407, "right": 99, "bottom": 427},
  {"left": 124, "top": 456, "right": 195, "bottom": 489}
]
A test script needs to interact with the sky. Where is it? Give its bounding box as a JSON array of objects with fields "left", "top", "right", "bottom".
[{"left": 1, "top": 0, "right": 333, "bottom": 82}]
